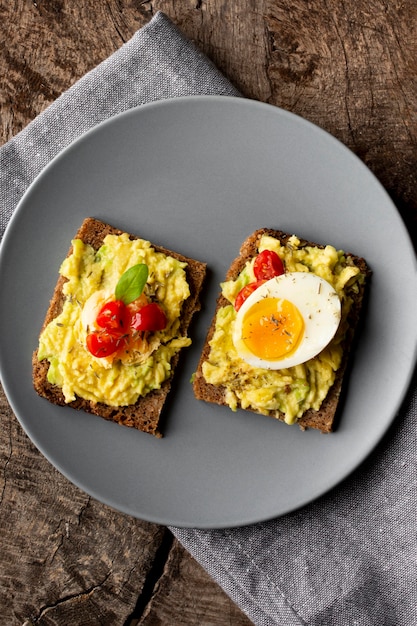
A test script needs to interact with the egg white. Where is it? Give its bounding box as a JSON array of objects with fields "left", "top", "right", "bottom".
[
  {"left": 232, "top": 272, "right": 341, "bottom": 370},
  {"left": 80, "top": 289, "right": 112, "bottom": 333}
]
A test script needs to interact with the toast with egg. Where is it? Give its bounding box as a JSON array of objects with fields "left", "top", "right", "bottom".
[
  {"left": 193, "top": 228, "right": 370, "bottom": 433},
  {"left": 33, "top": 217, "right": 206, "bottom": 437}
]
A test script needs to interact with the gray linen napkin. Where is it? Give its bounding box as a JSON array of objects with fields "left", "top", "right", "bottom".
[
  {"left": 174, "top": 376, "right": 417, "bottom": 626},
  {"left": 1, "top": 11, "right": 416, "bottom": 626}
]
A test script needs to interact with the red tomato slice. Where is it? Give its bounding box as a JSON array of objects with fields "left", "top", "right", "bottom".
[
  {"left": 130, "top": 302, "right": 167, "bottom": 332},
  {"left": 96, "top": 300, "right": 130, "bottom": 336},
  {"left": 86, "top": 331, "right": 121, "bottom": 358},
  {"left": 234, "top": 280, "right": 265, "bottom": 312},
  {"left": 253, "top": 250, "right": 284, "bottom": 281}
]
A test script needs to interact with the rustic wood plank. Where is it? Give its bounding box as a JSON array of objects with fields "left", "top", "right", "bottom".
[
  {"left": 0, "top": 383, "right": 166, "bottom": 624},
  {"left": 139, "top": 538, "right": 253, "bottom": 626},
  {"left": 0, "top": 0, "right": 150, "bottom": 142},
  {"left": 1, "top": 378, "right": 253, "bottom": 626},
  {"left": 261, "top": 0, "right": 417, "bottom": 242},
  {"left": 161, "top": 0, "right": 417, "bottom": 242}
]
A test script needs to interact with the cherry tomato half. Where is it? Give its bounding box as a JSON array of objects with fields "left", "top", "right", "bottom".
[
  {"left": 96, "top": 300, "right": 130, "bottom": 336},
  {"left": 86, "top": 331, "right": 122, "bottom": 358},
  {"left": 253, "top": 250, "right": 284, "bottom": 281},
  {"left": 130, "top": 302, "right": 167, "bottom": 332},
  {"left": 234, "top": 280, "right": 265, "bottom": 312}
]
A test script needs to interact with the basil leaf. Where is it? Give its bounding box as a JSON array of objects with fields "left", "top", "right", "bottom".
[{"left": 115, "top": 263, "right": 149, "bottom": 304}]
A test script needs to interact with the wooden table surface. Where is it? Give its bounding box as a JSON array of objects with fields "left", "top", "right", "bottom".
[{"left": 1, "top": 1, "right": 416, "bottom": 624}]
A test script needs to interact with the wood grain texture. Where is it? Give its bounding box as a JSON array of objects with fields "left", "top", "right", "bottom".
[
  {"left": 0, "top": 385, "right": 165, "bottom": 624},
  {"left": 1, "top": 0, "right": 416, "bottom": 624},
  {"left": 160, "top": 0, "right": 417, "bottom": 244},
  {"left": 0, "top": 0, "right": 148, "bottom": 140},
  {"left": 140, "top": 539, "right": 253, "bottom": 626},
  {"left": 0, "top": 383, "right": 252, "bottom": 625}
]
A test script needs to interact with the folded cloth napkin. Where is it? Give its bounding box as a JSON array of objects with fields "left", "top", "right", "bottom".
[
  {"left": 1, "top": 11, "right": 416, "bottom": 626},
  {"left": 175, "top": 376, "right": 417, "bottom": 626}
]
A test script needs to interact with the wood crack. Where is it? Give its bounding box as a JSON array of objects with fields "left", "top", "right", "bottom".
[
  {"left": 27, "top": 574, "right": 112, "bottom": 625},
  {"left": 105, "top": 0, "right": 128, "bottom": 43},
  {"left": 0, "top": 415, "right": 12, "bottom": 506},
  {"left": 384, "top": 16, "right": 416, "bottom": 147},
  {"left": 124, "top": 528, "right": 174, "bottom": 624},
  {"left": 77, "top": 495, "right": 91, "bottom": 524},
  {"left": 325, "top": 2, "right": 355, "bottom": 142}
]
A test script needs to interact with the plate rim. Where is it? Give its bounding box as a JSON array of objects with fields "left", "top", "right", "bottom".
[{"left": 1, "top": 95, "right": 416, "bottom": 528}]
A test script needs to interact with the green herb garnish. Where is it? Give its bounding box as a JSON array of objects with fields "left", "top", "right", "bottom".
[{"left": 115, "top": 263, "right": 149, "bottom": 304}]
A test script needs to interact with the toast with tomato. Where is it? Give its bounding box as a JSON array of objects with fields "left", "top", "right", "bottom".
[
  {"left": 33, "top": 218, "right": 206, "bottom": 437},
  {"left": 193, "top": 228, "right": 370, "bottom": 433}
]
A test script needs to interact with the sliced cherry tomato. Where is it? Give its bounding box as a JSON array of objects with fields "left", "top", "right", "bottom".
[
  {"left": 126, "top": 293, "right": 148, "bottom": 316},
  {"left": 234, "top": 280, "right": 265, "bottom": 312},
  {"left": 253, "top": 250, "right": 284, "bottom": 281},
  {"left": 96, "top": 300, "right": 130, "bottom": 336},
  {"left": 130, "top": 302, "right": 167, "bottom": 332},
  {"left": 86, "top": 331, "right": 121, "bottom": 358}
]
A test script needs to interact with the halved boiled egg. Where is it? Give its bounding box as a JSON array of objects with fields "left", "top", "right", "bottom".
[{"left": 232, "top": 272, "right": 341, "bottom": 370}]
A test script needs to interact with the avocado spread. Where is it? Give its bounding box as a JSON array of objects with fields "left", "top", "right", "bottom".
[
  {"left": 37, "top": 233, "right": 191, "bottom": 406},
  {"left": 202, "top": 235, "right": 366, "bottom": 424}
]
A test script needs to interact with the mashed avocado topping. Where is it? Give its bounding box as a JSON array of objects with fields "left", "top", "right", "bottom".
[
  {"left": 38, "top": 233, "right": 191, "bottom": 406},
  {"left": 202, "top": 235, "right": 365, "bottom": 424}
]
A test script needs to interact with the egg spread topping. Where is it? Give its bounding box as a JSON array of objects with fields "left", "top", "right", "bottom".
[
  {"left": 37, "top": 233, "right": 191, "bottom": 407},
  {"left": 202, "top": 234, "right": 365, "bottom": 424}
]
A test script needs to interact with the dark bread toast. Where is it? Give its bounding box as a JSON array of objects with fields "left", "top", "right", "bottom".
[
  {"left": 193, "top": 228, "right": 370, "bottom": 433},
  {"left": 33, "top": 217, "right": 207, "bottom": 437}
]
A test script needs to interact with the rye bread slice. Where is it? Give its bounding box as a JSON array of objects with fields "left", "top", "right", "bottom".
[
  {"left": 33, "top": 217, "right": 207, "bottom": 437},
  {"left": 193, "top": 228, "right": 370, "bottom": 433}
]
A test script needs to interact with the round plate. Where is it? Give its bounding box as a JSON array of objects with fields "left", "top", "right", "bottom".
[{"left": 1, "top": 96, "right": 416, "bottom": 528}]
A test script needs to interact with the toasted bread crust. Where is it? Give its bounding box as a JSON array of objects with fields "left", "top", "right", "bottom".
[
  {"left": 193, "top": 228, "right": 370, "bottom": 433},
  {"left": 33, "top": 218, "right": 207, "bottom": 437}
]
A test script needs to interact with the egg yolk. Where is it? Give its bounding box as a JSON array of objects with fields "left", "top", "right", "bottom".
[{"left": 241, "top": 297, "right": 304, "bottom": 361}]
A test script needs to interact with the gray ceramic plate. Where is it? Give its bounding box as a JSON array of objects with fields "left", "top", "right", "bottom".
[{"left": 1, "top": 96, "right": 416, "bottom": 528}]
